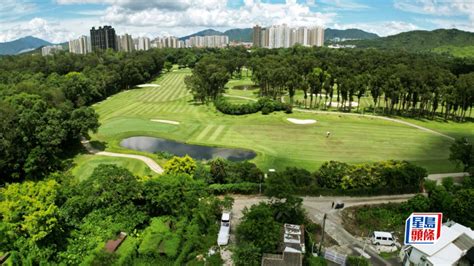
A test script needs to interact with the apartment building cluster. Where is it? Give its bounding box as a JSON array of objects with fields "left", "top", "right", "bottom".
[
  {"left": 66, "top": 25, "right": 228, "bottom": 55},
  {"left": 185, "top": 35, "right": 229, "bottom": 48},
  {"left": 41, "top": 45, "right": 63, "bottom": 56},
  {"left": 253, "top": 24, "right": 324, "bottom": 48},
  {"left": 151, "top": 36, "right": 185, "bottom": 48},
  {"left": 68, "top": 26, "right": 155, "bottom": 54}
]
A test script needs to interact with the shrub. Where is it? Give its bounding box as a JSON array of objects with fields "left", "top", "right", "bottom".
[
  {"left": 208, "top": 183, "right": 261, "bottom": 194},
  {"left": 214, "top": 96, "right": 290, "bottom": 115},
  {"left": 261, "top": 106, "right": 271, "bottom": 115},
  {"left": 307, "top": 256, "right": 328, "bottom": 266},
  {"left": 346, "top": 256, "right": 369, "bottom": 266},
  {"left": 164, "top": 155, "right": 197, "bottom": 176}
]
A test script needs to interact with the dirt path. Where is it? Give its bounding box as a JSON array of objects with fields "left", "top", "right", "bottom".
[
  {"left": 426, "top": 172, "right": 469, "bottom": 184},
  {"left": 80, "top": 138, "right": 164, "bottom": 174},
  {"left": 95, "top": 151, "right": 164, "bottom": 174},
  {"left": 223, "top": 94, "right": 258, "bottom": 102}
]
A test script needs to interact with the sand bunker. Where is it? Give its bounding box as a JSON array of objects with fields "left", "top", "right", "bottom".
[
  {"left": 287, "top": 118, "right": 317, "bottom": 125},
  {"left": 329, "top": 102, "right": 359, "bottom": 107},
  {"left": 151, "top": 119, "right": 180, "bottom": 125},
  {"left": 137, "top": 84, "right": 160, "bottom": 88}
]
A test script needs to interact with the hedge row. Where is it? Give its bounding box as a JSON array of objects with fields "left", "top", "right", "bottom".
[
  {"left": 207, "top": 183, "right": 419, "bottom": 196},
  {"left": 294, "top": 185, "right": 421, "bottom": 197},
  {"left": 208, "top": 182, "right": 262, "bottom": 194},
  {"left": 214, "top": 96, "right": 292, "bottom": 115}
]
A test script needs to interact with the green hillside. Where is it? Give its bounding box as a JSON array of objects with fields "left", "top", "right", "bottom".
[
  {"left": 433, "top": 45, "right": 474, "bottom": 58},
  {"left": 325, "top": 28, "right": 379, "bottom": 41},
  {"left": 179, "top": 28, "right": 378, "bottom": 43},
  {"left": 0, "top": 36, "right": 51, "bottom": 55},
  {"left": 224, "top": 28, "right": 253, "bottom": 42},
  {"left": 347, "top": 29, "right": 474, "bottom": 51}
]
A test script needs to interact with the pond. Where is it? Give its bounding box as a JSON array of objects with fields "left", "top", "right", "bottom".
[{"left": 120, "top": 136, "right": 256, "bottom": 161}]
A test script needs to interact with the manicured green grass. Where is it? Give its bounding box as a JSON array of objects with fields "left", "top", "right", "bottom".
[
  {"left": 71, "top": 154, "right": 154, "bottom": 181},
  {"left": 90, "top": 68, "right": 469, "bottom": 173}
]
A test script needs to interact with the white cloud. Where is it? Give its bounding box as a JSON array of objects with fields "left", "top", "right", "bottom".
[
  {"left": 332, "top": 21, "right": 421, "bottom": 37},
  {"left": 0, "top": 18, "right": 83, "bottom": 43},
  {"left": 425, "top": 18, "right": 474, "bottom": 32},
  {"left": 101, "top": 0, "right": 335, "bottom": 30},
  {"left": 318, "top": 0, "right": 370, "bottom": 11},
  {"left": 0, "top": 0, "right": 37, "bottom": 22},
  {"left": 394, "top": 0, "right": 474, "bottom": 25}
]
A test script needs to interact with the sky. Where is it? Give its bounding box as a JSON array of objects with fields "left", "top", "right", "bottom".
[{"left": 0, "top": 0, "right": 473, "bottom": 43}]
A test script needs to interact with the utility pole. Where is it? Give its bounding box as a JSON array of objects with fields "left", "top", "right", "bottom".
[{"left": 318, "top": 213, "right": 327, "bottom": 255}]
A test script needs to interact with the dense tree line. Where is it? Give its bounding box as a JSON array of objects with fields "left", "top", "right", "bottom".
[
  {"left": 214, "top": 96, "right": 292, "bottom": 115},
  {"left": 0, "top": 49, "right": 167, "bottom": 181},
  {"left": 184, "top": 46, "right": 473, "bottom": 120},
  {"left": 0, "top": 164, "right": 231, "bottom": 264},
  {"left": 162, "top": 156, "right": 427, "bottom": 196},
  {"left": 263, "top": 160, "right": 426, "bottom": 196},
  {"left": 248, "top": 47, "right": 474, "bottom": 120}
]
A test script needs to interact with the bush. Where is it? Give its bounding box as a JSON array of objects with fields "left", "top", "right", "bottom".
[
  {"left": 208, "top": 159, "right": 263, "bottom": 184},
  {"left": 208, "top": 183, "right": 261, "bottom": 194},
  {"left": 261, "top": 106, "right": 271, "bottom": 115},
  {"left": 306, "top": 256, "right": 328, "bottom": 266},
  {"left": 346, "top": 256, "right": 369, "bottom": 266},
  {"left": 314, "top": 160, "right": 425, "bottom": 193},
  {"left": 214, "top": 96, "right": 291, "bottom": 115}
]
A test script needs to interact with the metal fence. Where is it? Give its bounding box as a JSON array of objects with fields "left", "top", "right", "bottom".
[{"left": 324, "top": 249, "right": 347, "bottom": 265}]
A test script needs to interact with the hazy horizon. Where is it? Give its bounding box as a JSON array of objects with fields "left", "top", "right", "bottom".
[{"left": 1, "top": 0, "right": 473, "bottom": 43}]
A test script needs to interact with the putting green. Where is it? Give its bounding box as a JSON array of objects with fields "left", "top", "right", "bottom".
[{"left": 90, "top": 68, "right": 466, "bottom": 173}]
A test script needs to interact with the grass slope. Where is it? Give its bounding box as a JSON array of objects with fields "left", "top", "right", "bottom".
[
  {"left": 90, "top": 68, "right": 466, "bottom": 173},
  {"left": 71, "top": 154, "right": 154, "bottom": 181}
]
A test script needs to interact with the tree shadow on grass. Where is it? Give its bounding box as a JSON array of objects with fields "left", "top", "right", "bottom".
[
  {"left": 187, "top": 99, "right": 207, "bottom": 106},
  {"left": 89, "top": 140, "right": 107, "bottom": 152}
]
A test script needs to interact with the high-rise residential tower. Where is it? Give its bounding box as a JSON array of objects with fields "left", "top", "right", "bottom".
[
  {"left": 69, "top": 35, "right": 91, "bottom": 54},
  {"left": 137, "top": 37, "right": 151, "bottom": 50},
  {"left": 117, "top": 34, "right": 134, "bottom": 52},
  {"left": 253, "top": 25, "right": 262, "bottom": 48},
  {"left": 253, "top": 24, "right": 324, "bottom": 48},
  {"left": 90, "top": 25, "right": 117, "bottom": 51}
]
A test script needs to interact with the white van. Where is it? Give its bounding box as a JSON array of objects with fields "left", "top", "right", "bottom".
[
  {"left": 371, "top": 231, "right": 396, "bottom": 246},
  {"left": 217, "top": 212, "right": 231, "bottom": 246}
]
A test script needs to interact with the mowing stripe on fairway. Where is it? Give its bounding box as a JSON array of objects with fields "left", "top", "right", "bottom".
[
  {"left": 195, "top": 125, "right": 214, "bottom": 141},
  {"left": 209, "top": 125, "right": 226, "bottom": 141}
]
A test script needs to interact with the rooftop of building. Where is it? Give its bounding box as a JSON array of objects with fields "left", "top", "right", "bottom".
[{"left": 410, "top": 221, "right": 474, "bottom": 265}]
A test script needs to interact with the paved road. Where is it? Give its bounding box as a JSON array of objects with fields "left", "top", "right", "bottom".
[
  {"left": 80, "top": 138, "right": 164, "bottom": 174},
  {"left": 95, "top": 151, "right": 164, "bottom": 174},
  {"left": 232, "top": 194, "right": 417, "bottom": 266},
  {"left": 426, "top": 172, "right": 469, "bottom": 184}
]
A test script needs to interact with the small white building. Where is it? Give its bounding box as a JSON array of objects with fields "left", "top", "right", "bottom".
[
  {"left": 401, "top": 221, "right": 474, "bottom": 266},
  {"left": 262, "top": 224, "right": 305, "bottom": 266},
  {"left": 41, "top": 45, "right": 63, "bottom": 56}
]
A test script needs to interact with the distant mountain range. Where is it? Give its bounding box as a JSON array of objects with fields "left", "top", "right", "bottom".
[
  {"left": 0, "top": 36, "right": 52, "bottom": 55},
  {"left": 3, "top": 28, "right": 474, "bottom": 56},
  {"left": 179, "top": 28, "right": 253, "bottom": 42},
  {"left": 179, "top": 28, "right": 379, "bottom": 42},
  {"left": 324, "top": 28, "right": 378, "bottom": 41},
  {"left": 344, "top": 29, "right": 474, "bottom": 51}
]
